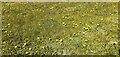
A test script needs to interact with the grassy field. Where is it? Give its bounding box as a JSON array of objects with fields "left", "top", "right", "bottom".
[{"left": 2, "top": 2, "right": 118, "bottom": 55}]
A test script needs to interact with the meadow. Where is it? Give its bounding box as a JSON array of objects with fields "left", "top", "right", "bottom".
[{"left": 2, "top": 2, "right": 118, "bottom": 55}]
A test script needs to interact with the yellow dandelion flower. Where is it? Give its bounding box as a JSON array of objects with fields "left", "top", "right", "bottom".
[
  {"left": 49, "top": 38, "right": 51, "bottom": 40},
  {"left": 97, "top": 24, "right": 99, "bottom": 26},
  {"left": 85, "top": 24, "right": 88, "bottom": 26},
  {"left": 8, "top": 23, "right": 10, "bottom": 26},
  {"left": 85, "top": 40, "right": 88, "bottom": 42},
  {"left": 5, "top": 31, "right": 7, "bottom": 33},
  {"left": 2, "top": 28, "right": 4, "bottom": 30},
  {"left": 14, "top": 46, "right": 17, "bottom": 48},
  {"left": 41, "top": 46, "right": 44, "bottom": 49},
  {"left": 101, "top": 18, "right": 103, "bottom": 20},
  {"left": 80, "top": 22, "right": 82, "bottom": 24},
  {"left": 62, "top": 16, "right": 65, "bottom": 18},
  {"left": 62, "top": 22, "right": 66, "bottom": 26},
  {"left": 110, "top": 41, "right": 118, "bottom": 45},
  {"left": 75, "top": 24, "right": 78, "bottom": 26},
  {"left": 58, "top": 41, "right": 62, "bottom": 44},
  {"left": 50, "top": 18, "right": 53, "bottom": 20},
  {"left": 3, "top": 41, "right": 6, "bottom": 44},
  {"left": 37, "top": 37, "right": 40, "bottom": 40},
  {"left": 88, "top": 25, "right": 91, "bottom": 28},
  {"left": 113, "top": 42, "right": 118, "bottom": 45},
  {"left": 36, "top": 51, "right": 38, "bottom": 53},
  {"left": 91, "top": 22, "right": 94, "bottom": 24},
  {"left": 82, "top": 32, "right": 85, "bottom": 34},
  {"left": 73, "top": 33, "right": 76, "bottom": 35},
  {"left": 60, "top": 39, "right": 63, "bottom": 42},
  {"left": 25, "top": 52, "right": 29, "bottom": 54},
  {"left": 29, "top": 48, "right": 32, "bottom": 50},
  {"left": 62, "top": 22, "right": 65, "bottom": 25},
  {"left": 56, "top": 39, "right": 59, "bottom": 42},
  {"left": 83, "top": 44, "right": 86, "bottom": 47},
  {"left": 23, "top": 43, "right": 26, "bottom": 46}
]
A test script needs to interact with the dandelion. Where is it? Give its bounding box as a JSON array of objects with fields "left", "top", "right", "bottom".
[
  {"left": 49, "top": 38, "right": 52, "bottom": 41},
  {"left": 29, "top": 48, "right": 32, "bottom": 50},
  {"left": 62, "top": 16, "right": 65, "bottom": 18},
  {"left": 101, "top": 18, "right": 103, "bottom": 21},
  {"left": 73, "top": 33, "right": 76, "bottom": 35},
  {"left": 50, "top": 7, "right": 54, "bottom": 10},
  {"left": 41, "top": 46, "right": 44, "bottom": 49},
  {"left": 75, "top": 24, "right": 78, "bottom": 26},
  {"left": 14, "top": 46, "right": 17, "bottom": 48},
  {"left": 82, "top": 31, "right": 85, "bottom": 34},
  {"left": 62, "top": 22, "right": 67, "bottom": 26},
  {"left": 7, "top": 23, "right": 10, "bottom": 26},
  {"left": 69, "top": 37, "right": 73, "bottom": 40},
  {"left": 79, "top": 22, "right": 82, "bottom": 24},
  {"left": 36, "top": 51, "right": 38, "bottom": 53},
  {"left": 50, "top": 18, "right": 54, "bottom": 20},
  {"left": 60, "top": 39, "right": 63, "bottom": 42},
  {"left": 83, "top": 27, "right": 88, "bottom": 30},
  {"left": 85, "top": 24, "right": 88, "bottom": 26},
  {"left": 58, "top": 41, "right": 62, "bottom": 45},
  {"left": 110, "top": 41, "right": 118, "bottom": 45},
  {"left": 97, "top": 24, "right": 100, "bottom": 26},
  {"left": 88, "top": 25, "right": 91, "bottom": 28},
  {"left": 56, "top": 39, "right": 59, "bottom": 42},
  {"left": 23, "top": 43, "right": 27, "bottom": 47},
  {"left": 91, "top": 22, "right": 94, "bottom": 24},
  {"left": 85, "top": 40, "right": 88, "bottom": 42},
  {"left": 2, "top": 28, "right": 4, "bottom": 30},
  {"left": 37, "top": 37, "right": 40, "bottom": 40},
  {"left": 62, "top": 22, "right": 65, "bottom": 25},
  {"left": 83, "top": 44, "right": 86, "bottom": 47},
  {"left": 5, "top": 31, "right": 7, "bottom": 33},
  {"left": 3, "top": 41, "right": 6, "bottom": 44},
  {"left": 25, "top": 52, "right": 29, "bottom": 54}
]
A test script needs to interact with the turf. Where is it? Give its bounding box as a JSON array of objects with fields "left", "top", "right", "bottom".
[{"left": 2, "top": 2, "right": 118, "bottom": 55}]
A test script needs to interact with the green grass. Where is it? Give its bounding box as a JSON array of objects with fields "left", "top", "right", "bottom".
[{"left": 2, "top": 2, "right": 118, "bottom": 55}]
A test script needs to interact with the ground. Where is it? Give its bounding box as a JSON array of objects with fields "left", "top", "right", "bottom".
[{"left": 2, "top": 2, "right": 118, "bottom": 55}]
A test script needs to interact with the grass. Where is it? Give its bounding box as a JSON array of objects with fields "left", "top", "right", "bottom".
[{"left": 2, "top": 2, "right": 118, "bottom": 55}]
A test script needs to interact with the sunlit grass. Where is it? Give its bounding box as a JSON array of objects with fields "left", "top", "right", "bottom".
[{"left": 2, "top": 2, "right": 118, "bottom": 55}]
